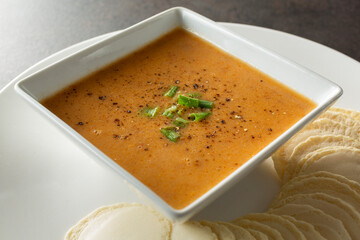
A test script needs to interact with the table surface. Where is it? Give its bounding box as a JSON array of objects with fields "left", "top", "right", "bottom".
[{"left": 1, "top": 0, "right": 359, "bottom": 89}]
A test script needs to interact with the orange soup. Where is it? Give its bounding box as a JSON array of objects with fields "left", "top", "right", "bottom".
[{"left": 42, "top": 28, "right": 315, "bottom": 209}]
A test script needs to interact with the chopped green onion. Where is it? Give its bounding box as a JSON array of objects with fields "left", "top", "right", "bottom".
[
  {"left": 199, "top": 99, "right": 214, "bottom": 109},
  {"left": 141, "top": 106, "right": 159, "bottom": 118},
  {"left": 188, "top": 93, "right": 202, "bottom": 98},
  {"left": 160, "top": 127, "right": 180, "bottom": 142},
  {"left": 178, "top": 95, "right": 199, "bottom": 108},
  {"left": 189, "top": 112, "right": 211, "bottom": 122},
  {"left": 164, "top": 86, "right": 179, "bottom": 98},
  {"left": 178, "top": 95, "right": 213, "bottom": 109},
  {"left": 173, "top": 117, "right": 188, "bottom": 128},
  {"left": 162, "top": 105, "right": 178, "bottom": 118},
  {"left": 177, "top": 108, "right": 184, "bottom": 116}
]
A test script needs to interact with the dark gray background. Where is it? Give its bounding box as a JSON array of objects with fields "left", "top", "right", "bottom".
[{"left": 1, "top": 0, "right": 359, "bottom": 89}]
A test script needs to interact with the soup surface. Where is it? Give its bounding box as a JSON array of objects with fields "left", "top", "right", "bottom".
[{"left": 43, "top": 28, "right": 315, "bottom": 209}]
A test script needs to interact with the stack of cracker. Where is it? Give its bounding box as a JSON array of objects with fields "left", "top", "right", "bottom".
[{"left": 65, "top": 107, "right": 360, "bottom": 240}]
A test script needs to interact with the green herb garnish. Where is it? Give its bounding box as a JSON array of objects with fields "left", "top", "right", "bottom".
[
  {"left": 173, "top": 117, "right": 188, "bottom": 128},
  {"left": 189, "top": 112, "right": 211, "bottom": 122},
  {"left": 162, "top": 105, "right": 178, "bottom": 118},
  {"left": 199, "top": 99, "right": 214, "bottom": 109},
  {"left": 160, "top": 127, "right": 180, "bottom": 142},
  {"left": 164, "top": 86, "right": 179, "bottom": 98},
  {"left": 178, "top": 95, "right": 213, "bottom": 109},
  {"left": 188, "top": 93, "right": 202, "bottom": 98},
  {"left": 178, "top": 95, "right": 199, "bottom": 108},
  {"left": 141, "top": 106, "right": 159, "bottom": 118},
  {"left": 142, "top": 85, "right": 215, "bottom": 142},
  {"left": 177, "top": 108, "right": 184, "bottom": 116}
]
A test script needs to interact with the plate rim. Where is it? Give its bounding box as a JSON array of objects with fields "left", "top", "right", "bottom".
[{"left": 221, "top": 22, "right": 360, "bottom": 66}]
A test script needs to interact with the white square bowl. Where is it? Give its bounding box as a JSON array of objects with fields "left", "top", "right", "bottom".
[{"left": 15, "top": 7, "right": 342, "bottom": 221}]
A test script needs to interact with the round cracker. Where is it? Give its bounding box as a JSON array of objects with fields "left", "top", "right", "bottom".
[
  {"left": 311, "top": 117, "right": 360, "bottom": 135},
  {"left": 320, "top": 110, "right": 360, "bottom": 127},
  {"left": 231, "top": 218, "right": 284, "bottom": 240},
  {"left": 216, "top": 222, "right": 256, "bottom": 239},
  {"left": 279, "top": 215, "right": 326, "bottom": 240},
  {"left": 298, "top": 146, "right": 360, "bottom": 183},
  {"left": 245, "top": 229, "right": 269, "bottom": 240},
  {"left": 269, "top": 203, "right": 351, "bottom": 240},
  {"left": 65, "top": 203, "right": 171, "bottom": 240},
  {"left": 282, "top": 135, "right": 360, "bottom": 183},
  {"left": 270, "top": 171, "right": 360, "bottom": 212},
  {"left": 240, "top": 213, "right": 306, "bottom": 239},
  {"left": 199, "top": 221, "right": 235, "bottom": 240},
  {"left": 293, "top": 146, "right": 348, "bottom": 178},
  {"left": 270, "top": 192, "right": 360, "bottom": 239},
  {"left": 172, "top": 221, "right": 217, "bottom": 240},
  {"left": 329, "top": 107, "right": 360, "bottom": 122},
  {"left": 272, "top": 117, "right": 360, "bottom": 178}
]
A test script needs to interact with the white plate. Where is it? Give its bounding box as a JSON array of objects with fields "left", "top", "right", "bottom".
[
  {"left": 0, "top": 23, "right": 359, "bottom": 239},
  {"left": 15, "top": 7, "right": 342, "bottom": 222}
]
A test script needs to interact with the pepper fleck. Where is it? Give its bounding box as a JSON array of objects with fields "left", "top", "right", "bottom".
[
  {"left": 77, "top": 122, "right": 84, "bottom": 125},
  {"left": 98, "top": 96, "right": 106, "bottom": 100}
]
